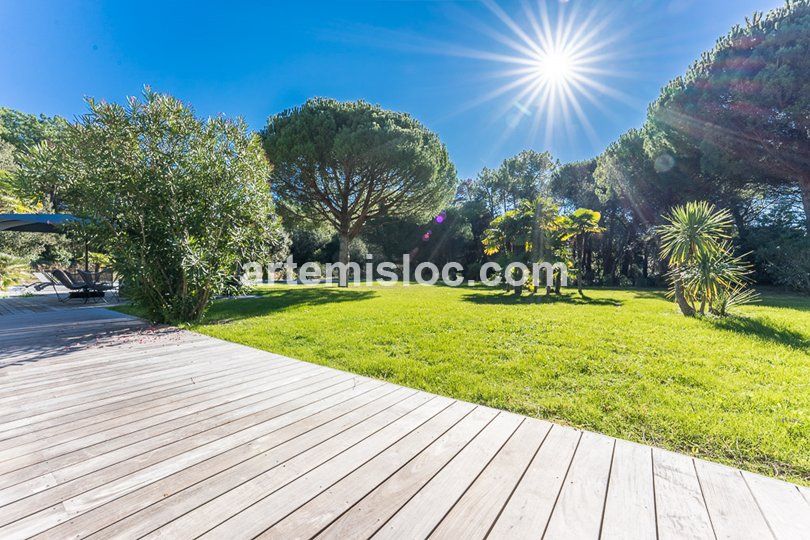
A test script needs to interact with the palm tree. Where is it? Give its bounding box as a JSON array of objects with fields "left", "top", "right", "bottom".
[
  {"left": 559, "top": 208, "right": 604, "bottom": 295},
  {"left": 481, "top": 197, "right": 565, "bottom": 295}
]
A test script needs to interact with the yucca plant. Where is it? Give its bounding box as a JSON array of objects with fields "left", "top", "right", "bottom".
[
  {"left": 679, "top": 242, "right": 755, "bottom": 313},
  {"left": 658, "top": 201, "right": 756, "bottom": 316},
  {"left": 658, "top": 201, "right": 732, "bottom": 264},
  {"left": 712, "top": 284, "right": 760, "bottom": 317}
]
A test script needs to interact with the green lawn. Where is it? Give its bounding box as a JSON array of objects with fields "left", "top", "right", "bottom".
[{"left": 159, "top": 284, "right": 808, "bottom": 483}]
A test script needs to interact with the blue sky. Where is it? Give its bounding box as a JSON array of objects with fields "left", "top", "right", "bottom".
[{"left": 0, "top": 0, "right": 783, "bottom": 179}]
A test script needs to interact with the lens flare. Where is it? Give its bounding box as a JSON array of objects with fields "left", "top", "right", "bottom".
[{"left": 445, "top": 0, "right": 634, "bottom": 150}]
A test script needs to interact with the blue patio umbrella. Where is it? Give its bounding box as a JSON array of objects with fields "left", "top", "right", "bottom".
[{"left": 0, "top": 213, "right": 82, "bottom": 233}]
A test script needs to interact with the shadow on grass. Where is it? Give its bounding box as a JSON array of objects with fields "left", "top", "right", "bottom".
[
  {"left": 709, "top": 315, "right": 809, "bottom": 351},
  {"left": 203, "top": 287, "right": 377, "bottom": 324},
  {"left": 628, "top": 289, "right": 669, "bottom": 301},
  {"left": 461, "top": 290, "right": 623, "bottom": 307},
  {"left": 746, "top": 288, "right": 810, "bottom": 311}
]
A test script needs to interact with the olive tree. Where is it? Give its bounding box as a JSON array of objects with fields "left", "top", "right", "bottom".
[
  {"left": 19, "top": 90, "right": 288, "bottom": 322},
  {"left": 261, "top": 98, "right": 456, "bottom": 266}
]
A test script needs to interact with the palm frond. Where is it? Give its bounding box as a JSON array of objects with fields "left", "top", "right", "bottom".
[{"left": 658, "top": 201, "right": 733, "bottom": 265}]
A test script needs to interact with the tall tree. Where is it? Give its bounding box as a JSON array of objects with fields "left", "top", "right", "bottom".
[
  {"left": 473, "top": 150, "right": 555, "bottom": 215},
  {"left": 647, "top": 0, "right": 810, "bottom": 232},
  {"left": 595, "top": 129, "right": 677, "bottom": 225},
  {"left": 550, "top": 159, "right": 602, "bottom": 210},
  {"left": 262, "top": 98, "right": 456, "bottom": 266}
]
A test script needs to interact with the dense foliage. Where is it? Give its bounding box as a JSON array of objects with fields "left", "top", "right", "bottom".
[
  {"left": 262, "top": 98, "right": 457, "bottom": 266},
  {"left": 0, "top": 139, "right": 20, "bottom": 212},
  {"left": 293, "top": 2, "right": 806, "bottom": 293},
  {"left": 18, "top": 90, "right": 288, "bottom": 321},
  {"left": 648, "top": 0, "right": 810, "bottom": 232},
  {"left": 0, "top": 111, "right": 72, "bottom": 287}
]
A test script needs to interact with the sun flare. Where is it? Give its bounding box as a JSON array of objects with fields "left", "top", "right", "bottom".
[
  {"left": 447, "top": 0, "right": 631, "bottom": 149},
  {"left": 534, "top": 49, "right": 575, "bottom": 86}
]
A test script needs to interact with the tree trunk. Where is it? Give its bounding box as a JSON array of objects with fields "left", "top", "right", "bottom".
[
  {"left": 642, "top": 250, "right": 649, "bottom": 280},
  {"left": 577, "top": 235, "right": 584, "bottom": 295},
  {"left": 584, "top": 238, "right": 593, "bottom": 278},
  {"left": 730, "top": 204, "right": 747, "bottom": 240},
  {"left": 674, "top": 279, "right": 695, "bottom": 317},
  {"left": 338, "top": 231, "right": 350, "bottom": 265},
  {"left": 531, "top": 199, "right": 542, "bottom": 261},
  {"left": 603, "top": 207, "right": 616, "bottom": 284},
  {"left": 338, "top": 231, "right": 350, "bottom": 287},
  {"left": 801, "top": 177, "right": 810, "bottom": 235}
]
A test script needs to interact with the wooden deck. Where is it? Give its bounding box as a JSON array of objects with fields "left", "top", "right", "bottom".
[
  {"left": 0, "top": 290, "right": 123, "bottom": 317},
  {"left": 0, "top": 303, "right": 807, "bottom": 539}
]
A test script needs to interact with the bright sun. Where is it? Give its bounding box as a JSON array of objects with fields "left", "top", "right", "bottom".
[
  {"left": 447, "top": 0, "right": 627, "bottom": 148},
  {"left": 534, "top": 50, "right": 574, "bottom": 85}
]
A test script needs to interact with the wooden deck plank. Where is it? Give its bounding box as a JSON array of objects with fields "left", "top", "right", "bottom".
[
  {"left": 0, "top": 294, "right": 124, "bottom": 319},
  {"left": 210, "top": 396, "right": 456, "bottom": 539},
  {"left": 144, "top": 391, "right": 434, "bottom": 539},
  {"left": 428, "top": 417, "right": 551, "bottom": 540},
  {"left": 0, "top": 356, "right": 294, "bottom": 462},
  {"left": 0, "top": 339, "right": 237, "bottom": 399},
  {"left": 0, "top": 332, "right": 207, "bottom": 376},
  {"left": 0, "top": 357, "right": 265, "bottom": 430},
  {"left": 0, "top": 359, "right": 310, "bottom": 461},
  {"left": 653, "top": 448, "right": 715, "bottom": 540},
  {"left": 0, "top": 352, "right": 297, "bottom": 439},
  {"left": 7, "top": 381, "right": 388, "bottom": 539},
  {"left": 0, "top": 367, "right": 333, "bottom": 490},
  {"left": 0, "top": 331, "right": 207, "bottom": 379},
  {"left": 0, "top": 347, "right": 281, "bottom": 421},
  {"left": 542, "top": 431, "right": 615, "bottom": 540},
  {"left": 694, "top": 459, "right": 773, "bottom": 539},
  {"left": 0, "top": 300, "right": 15, "bottom": 315},
  {"left": 316, "top": 406, "right": 499, "bottom": 540},
  {"left": 487, "top": 424, "right": 581, "bottom": 538},
  {"left": 37, "top": 382, "right": 401, "bottom": 539},
  {"left": 260, "top": 401, "right": 476, "bottom": 539},
  {"left": 2, "top": 332, "right": 257, "bottom": 378},
  {"left": 0, "top": 319, "right": 146, "bottom": 348},
  {"left": 600, "top": 439, "right": 657, "bottom": 539},
  {"left": 0, "top": 377, "right": 372, "bottom": 536},
  {"left": 2, "top": 364, "right": 347, "bottom": 508},
  {"left": 742, "top": 471, "right": 810, "bottom": 539},
  {"left": 0, "top": 351, "right": 291, "bottom": 439},
  {"left": 371, "top": 412, "right": 524, "bottom": 539}
]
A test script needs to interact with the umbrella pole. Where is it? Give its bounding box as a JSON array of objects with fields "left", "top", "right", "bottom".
[{"left": 84, "top": 239, "right": 89, "bottom": 271}]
